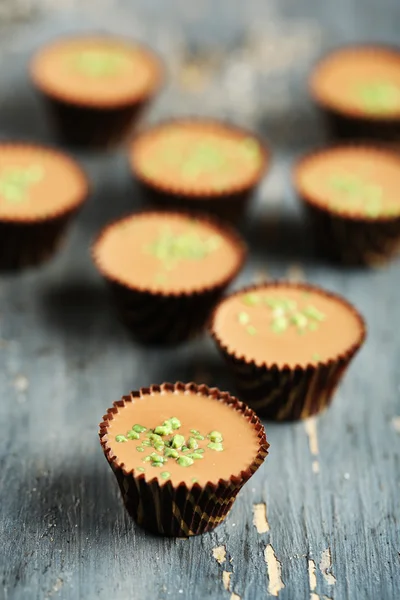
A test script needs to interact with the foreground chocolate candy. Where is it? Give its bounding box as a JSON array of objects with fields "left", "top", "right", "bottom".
[
  {"left": 99, "top": 382, "right": 269, "bottom": 537},
  {"left": 211, "top": 282, "right": 366, "bottom": 420}
]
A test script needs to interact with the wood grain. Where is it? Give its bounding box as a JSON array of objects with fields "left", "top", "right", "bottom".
[{"left": 0, "top": 1, "right": 399, "bottom": 599}]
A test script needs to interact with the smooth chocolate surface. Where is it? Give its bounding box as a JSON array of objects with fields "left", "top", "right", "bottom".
[
  {"left": 93, "top": 212, "right": 244, "bottom": 293},
  {"left": 31, "top": 36, "right": 161, "bottom": 107},
  {"left": 212, "top": 285, "right": 364, "bottom": 368},
  {"left": 295, "top": 146, "right": 400, "bottom": 218},
  {"left": 130, "top": 120, "right": 265, "bottom": 194},
  {"left": 106, "top": 389, "right": 260, "bottom": 485},
  {"left": 0, "top": 145, "right": 87, "bottom": 220},
  {"left": 311, "top": 46, "right": 400, "bottom": 118}
]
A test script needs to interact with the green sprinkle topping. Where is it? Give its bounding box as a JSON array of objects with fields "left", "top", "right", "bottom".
[
  {"left": 242, "top": 293, "right": 260, "bottom": 306},
  {"left": 0, "top": 165, "right": 44, "bottom": 204},
  {"left": 208, "top": 430, "right": 223, "bottom": 443},
  {"left": 146, "top": 226, "right": 221, "bottom": 271},
  {"left": 357, "top": 81, "right": 400, "bottom": 114},
  {"left": 115, "top": 416, "right": 228, "bottom": 470},
  {"left": 71, "top": 50, "right": 127, "bottom": 78},
  {"left": 236, "top": 293, "right": 327, "bottom": 338},
  {"left": 290, "top": 313, "right": 308, "bottom": 330},
  {"left": 170, "top": 434, "right": 185, "bottom": 449},
  {"left": 271, "top": 316, "right": 289, "bottom": 333},
  {"left": 187, "top": 437, "right": 199, "bottom": 450},
  {"left": 132, "top": 424, "right": 147, "bottom": 433},
  {"left": 192, "top": 478, "right": 198, "bottom": 483},
  {"left": 207, "top": 442, "right": 224, "bottom": 452},
  {"left": 246, "top": 325, "right": 257, "bottom": 336},
  {"left": 147, "top": 433, "right": 164, "bottom": 444},
  {"left": 312, "top": 353, "right": 321, "bottom": 361},
  {"left": 304, "top": 305, "right": 325, "bottom": 321},
  {"left": 160, "top": 471, "right": 170, "bottom": 479},
  {"left": 148, "top": 452, "right": 167, "bottom": 466},
  {"left": 154, "top": 424, "right": 172, "bottom": 436},
  {"left": 136, "top": 467, "right": 145, "bottom": 473},
  {"left": 190, "top": 429, "right": 205, "bottom": 440},
  {"left": 168, "top": 417, "right": 181, "bottom": 430},
  {"left": 177, "top": 456, "right": 194, "bottom": 467},
  {"left": 238, "top": 311, "right": 250, "bottom": 325},
  {"left": 187, "top": 452, "right": 204, "bottom": 460},
  {"left": 164, "top": 448, "right": 180, "bottom": 459}
]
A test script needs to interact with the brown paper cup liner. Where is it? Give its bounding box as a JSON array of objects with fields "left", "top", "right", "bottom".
[
  {"left": 310, "top": 44, "right": 400, "bottom": 144},
  {"left": 91, "top": 210, "right": 247, "bottom": 344},
  {"left": 294, "top": 144, "right": 400, "bottom": 266},
  {"left": 129, "top": 118, "right": 270, "bottom": 223},
  {"left": 0, "top": 143, "right": 89, "bottom": 270},
  {"left": 318, "top": 105, "right": 400, "bottom": 145},
  {"left": 210, "top": 282, "right": 366, "bottom": 421},
  {"left": 30, "top": 39, "right": 164, "bottom": 150},
  {"left": 99, "top": 382, "right": 269, "bottom": 537}
]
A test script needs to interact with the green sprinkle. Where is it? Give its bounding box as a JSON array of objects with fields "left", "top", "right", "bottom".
[
  {"left": 196, "top": 448, "right": 205, "bottom": 453},
  {"left": 308, "top": 321, "right": 319, "bottom": 332},
  {"left": 168, "top": 417, "right": 181, "bottom": 430},
  {"left": 146, "top": 226, "right": 221, "bottom": 267},
  {"left": 147, "top": 433, "right": 164, "bottom": 445},
  {"left": 303, "top": 305, "right": 325, "bottom": 321},
  {"left": 127, "top": 430, "right": 140, "bottom": 440},
  {"left": 271, "top": 317, "right": 288, "bottom": 333},
  {"left": 208, "top": 430, "right": 223, "bottom": 443},
  {"left": 141, "top": 439, "right": 151, "bottom": 447},
  {"left": 136, "top": 446, "right": 145, "bottom": 452},
  {"left": 132, "top": 424, "right": 147, "bottom": 433},
  {"left": 181, "top": 446, "right": 189, "bottom": 452},
  {"left": 154, "top": 424, "right": 172, "bottom": 436},
  {"left": 190, "top": 430, "right": 205, "bottom": 440},
  {"left": 149, "top": 452, "right": 166, "bottom": 466},
  {"left": 242, "top": 293, "right": 260, "bottom": 306},
  {"left": 160, "top": 471, "right": 170, "bottom": 479},
  {"left": 192, "top": 478, "right": 198, "bottom": 483},
  {"left": 177, "top": 456, "right": 194, "bottom": 467},
  {"left": 136, "top": 467, "right": 145, "bottom": 473},
  {"left": 291, "top": 313, "right": 308, "bottom": 330},
  {"left": 312, "top": 353, "right": 321, "bottom": 361},
  {"left": 238, "top": 311, "right": 250, "bottom": 325},
  {"left": 329, "top": 175, "right": 363, "bottom": 194},
  {"left": 154, "top": 443, "right": 165, "bottom": 452},
  {"left": 246, "top": 325, "right": 257, "bottom": 336},
  {"left": 170, "top": 434, "right": 185, "bottom": 449},
  {"left": 207, "top": 442, "right": 224, "bottom": 452},
  {"left": 115, "top": 435, "right": 128, "bottom": 443},
  {"left": 0, "top": 165, "right": 44, "bottom": 204},
  {"left": 164, "top": 448, "right": 179, "bottom": 458},
  {"left": 187, "top": 437, "right": 199, "bottom": 450},
  {"left": 187, "top": 452, "right": 204, "bottom": 460},
  {"left": 71, "top": 49, "right": 126, "bottom": 78},
  {"left": 357, "top": 81, "right": 400, "bottom": 113}
]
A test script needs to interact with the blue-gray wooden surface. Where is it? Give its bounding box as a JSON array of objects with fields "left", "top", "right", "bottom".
[{"left": 0, "top": 1, "right": 399, "bottom": 599}]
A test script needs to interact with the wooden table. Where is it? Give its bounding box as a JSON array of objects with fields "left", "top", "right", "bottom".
[{"left": 1, "top": 1, "right": 399, "bottom": 598}]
